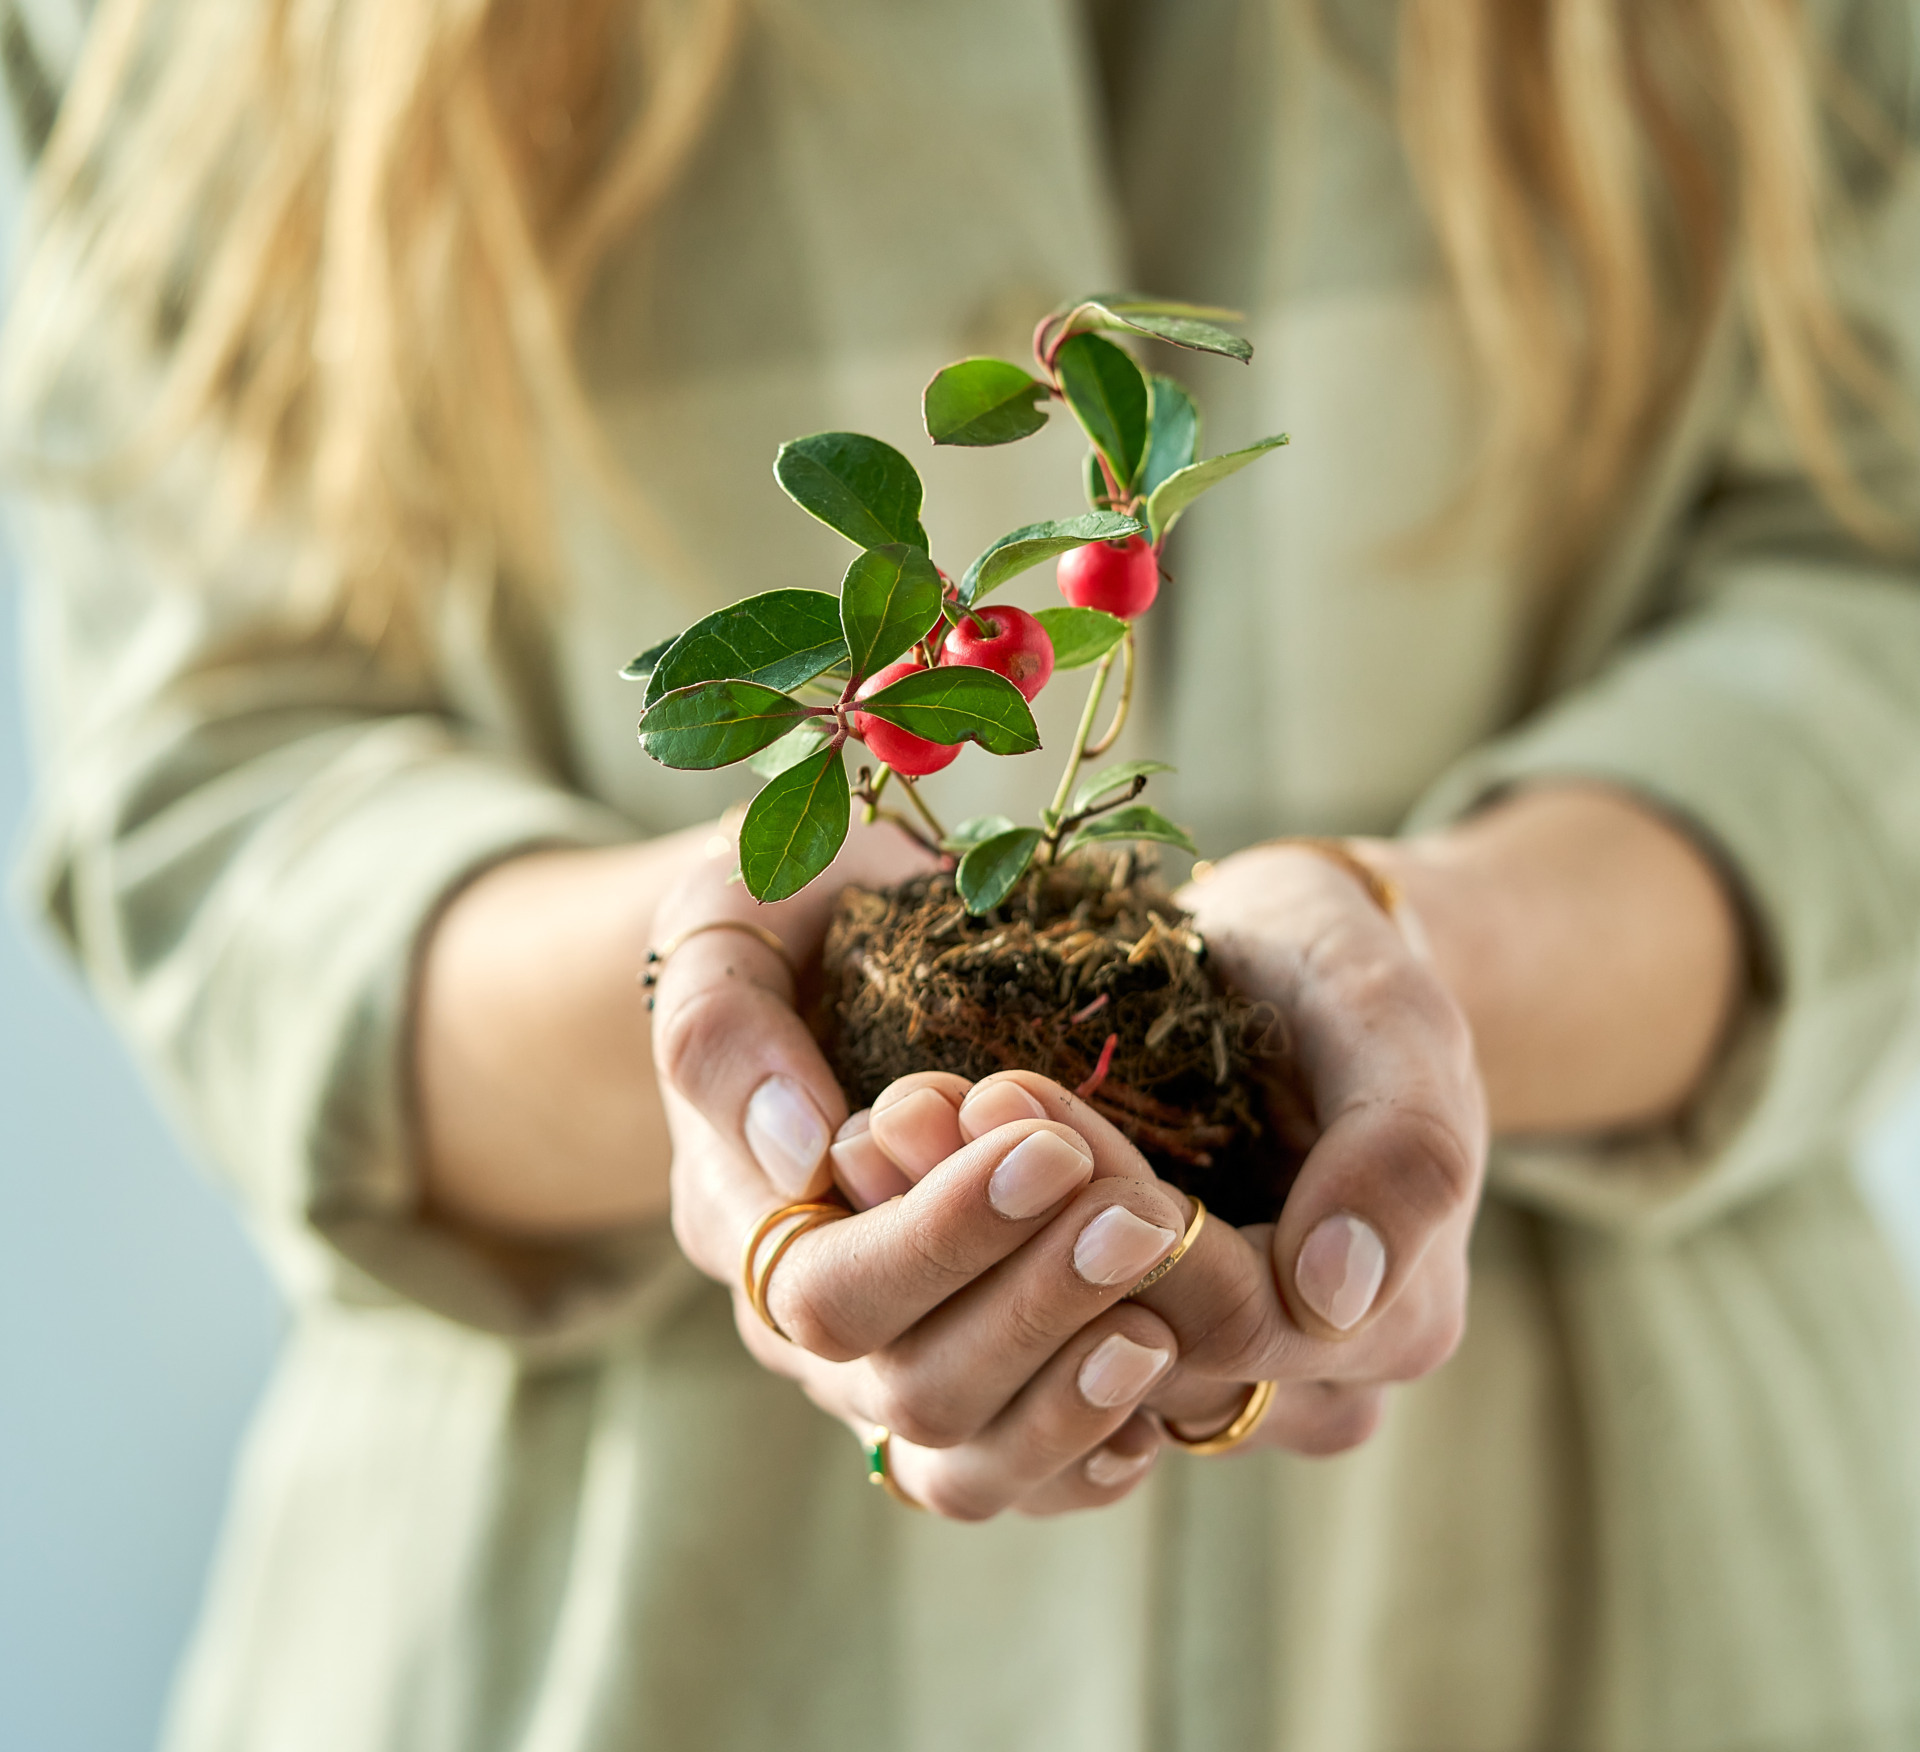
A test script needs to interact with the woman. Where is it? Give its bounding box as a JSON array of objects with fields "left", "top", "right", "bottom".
[{"left": 7, "top": 0, "right": 1920, "bottom": 1747}]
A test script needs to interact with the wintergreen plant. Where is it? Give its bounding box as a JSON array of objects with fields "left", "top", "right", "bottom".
[{"left": 627, "top": 294, "right": 1288, "bottom": 913}]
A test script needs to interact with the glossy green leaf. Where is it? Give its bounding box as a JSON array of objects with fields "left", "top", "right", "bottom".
[
  {"left": 1051, "top": 295, "right": 1253, "bottom": 364},
  {"left": 1145, "top": 434, "right": 1290, "bottom": 544},
  {"left": 1062, "top": 805, "right": 1197, "bottom": 857},
  {"left": 858, "top": 664, "right": 1040, "bottom": 755},
  {"left": 1142, "top": 376, "right": 1199, "bottom": 499},
  {"left": 620, "top": 636, "right": 676, "bottom": 686},
  {"left": 739, "top": 746, "right": 851, "bottom": 903},
  {"left": 942, "top": 814, "right": 1017, "bottom": 854},
  {"left": 773, "top": 432, "right": 929, "bottom": 551},
  {"left": 642, "top": 590, "right": 847, "bottom": 707},
  {"left": 747, "top": 718, "right": 832, "bottom": 780},
  {"left": 1071, "top": 759, "right": 1175, "bottom": 813},
  {"left": 958, "top": 510, "right": 1141, "bottom": 605},
  {"left": 1055, "top": 333, "right": 1150, "bottom": 492},
  {"left": 637, "top": 681, "right": 812, "bottom": 770},
  {"left": 840, "top": 543, "right": 943, "bottom": 679},
  {"left": 924, "top": 358, "right": 1051, "bottom": 447},
  {"left": 957, "top": 827, "right": 1044, "bottom": 916},
  {"left": 1034, "top": 606, "right": 1126, "bottom": 671}
]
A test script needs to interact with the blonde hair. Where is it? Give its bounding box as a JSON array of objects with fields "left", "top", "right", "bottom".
[
  {"left": 0, "top": 0, "right": 1905, "bottom": 653},
  {"left": 1399, "top": 0, "right": 1907, "bottom": 576}
]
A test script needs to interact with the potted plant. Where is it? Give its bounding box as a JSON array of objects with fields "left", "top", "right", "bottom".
[{"left": 629, "top": 295, "right": 1307, "bottom": 1220}]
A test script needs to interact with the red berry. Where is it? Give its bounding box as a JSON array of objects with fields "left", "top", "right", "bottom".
[
  {"left": 1056, "top": 534, "right": 1159, "bottom": 619},
  {"left": 852, "top": 659, "right": 962, "bottom": 777},
  {"left": 941, "top": 604, "right": 1055, "bottom": 702}
]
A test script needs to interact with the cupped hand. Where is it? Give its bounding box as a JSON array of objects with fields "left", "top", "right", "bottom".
[{"left": 652, "top": 820, "right": 1191, "bottom": 1518}]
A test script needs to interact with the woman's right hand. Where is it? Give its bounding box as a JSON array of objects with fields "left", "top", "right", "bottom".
[{"left": 651, "top": 822, "right": 1195, "bottom": 1518}]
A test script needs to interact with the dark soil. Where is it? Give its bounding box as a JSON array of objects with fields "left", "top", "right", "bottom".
[{"left": 814, "top": 855, "right": 1315, "bottom": 1224}]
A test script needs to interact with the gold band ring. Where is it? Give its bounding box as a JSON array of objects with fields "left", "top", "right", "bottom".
[
  {"left": 1124, "top": 1196, "right": 1206, "bottom": 1299},
  {"left": 643, "top": 920, "right": 792, "bottom": 1008},
  {"left": 864, "top": 1426, "right": 926, "bottom": 1510},
  {"left": 740, "top": 1200, "right": 848, "bottom": 1340},
  {"left": 1163, "top": 1379, "right": 1278, "bottom": 1456}
]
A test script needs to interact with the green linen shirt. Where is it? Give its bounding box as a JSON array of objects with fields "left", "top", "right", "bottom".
[{"left": 11, "top": 2, "right": 1920, "bottom": 1748}]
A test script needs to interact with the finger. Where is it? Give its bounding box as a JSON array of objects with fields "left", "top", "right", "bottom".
[
  {"left": 886, "top": 1304, "right": 1175, "bottom": 1521},
  {"left": 1191, "top": 854, "right": 1487, "bottom": 1345},
  {"left": 869, "top": 1073, "right": 973, "bottom": 1179},
  {"left": 652, "top": 928, "right": 844, "bottom": 1201},
  {"left": 763, "top": 1118, "right": 1099, "bottom": 1360},
  {"left": 829, "top": 1111, "right": 911, "bottom": 1210},
  {"left": 954, "top": 1071, "right": 1159, "bottom": 1184},
  {"left": 858, "top": 1168, "right": 1189, "bottom": 1444}
]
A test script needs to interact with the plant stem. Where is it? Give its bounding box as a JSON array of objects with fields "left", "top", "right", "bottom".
[
  {"left": 897, "top": 775, "right": 949, "bottom": 844},
  {"left": 871, "top": 810, "right": 943, "bottom": 859},
  {"left": 1083, "top": 629, "right": 1135, "bottom": 758},
  {"left": 860, "top": 764, "right": 893, "bottom": 824},
  {"left": 1041, "top": 644, "right": 1119, "bottom": 859}
]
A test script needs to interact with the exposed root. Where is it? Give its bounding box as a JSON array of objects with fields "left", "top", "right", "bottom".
[{"left": 814, "top": 855, "right": 1315, "bottom": 1222}]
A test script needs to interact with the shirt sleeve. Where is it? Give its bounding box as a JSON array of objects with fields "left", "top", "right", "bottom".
[
  {"left": 5, "top": 462, "right": 697, "bottom": 1355},
  {"left": 1407, "top": 175, "right": 1920, "bottom": 1240}
]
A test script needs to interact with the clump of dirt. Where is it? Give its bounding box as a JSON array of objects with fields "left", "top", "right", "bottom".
[{"left": 815, "top": 855, "right": 1314, "bottom": 1224}]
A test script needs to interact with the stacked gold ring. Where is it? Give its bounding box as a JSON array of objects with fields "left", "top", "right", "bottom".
[{"left": 740, "top": 1200, "right": 849, "bottom": 1341}]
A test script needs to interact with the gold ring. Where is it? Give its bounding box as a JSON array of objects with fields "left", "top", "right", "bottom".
[
  {"left": 1163, "top": 1379, "right": 1277, "bottom": 1456},
  {"left": 864, "top": 1426, "right": 926, "bottom": 1510},
  {"left": 740, "top": 1201, "right": 848, "bottom": 1340},
  {"left": 1124, "top": 1196, "right": 1206, "bottom": 1298},
  {"left": 1267, "top": 837, "right": 1401, "bottom": 919},
  {"left": 643, "top": 920, "right": 792, "bottom": 1008}
]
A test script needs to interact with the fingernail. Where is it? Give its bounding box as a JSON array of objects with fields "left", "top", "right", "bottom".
[
  {"left": 1073, "top": 1206, "right": 1177, "bottom": 1287},
  {"left": 830, "top": 1111, "right": 912, "bottom": 1210},
  {"left": 1295, "top": 1213, "right": 1387, "bottom": 1331},
  {"left": 958, "top": 1080, "right": 1047, "bottom": 1140},
  {"left": 1077, "top": 1332, "right": 1172, "bottom": 1408},
  {"left": 987, "top": 1130, "right": 1093, "bottom": 1219},
  {"left": 1085, "top": 1445, "right": 1157, "bottom": 1488},
  {"left": 869, "top": 1086, "right": 964, "bottom": 1180},
  {"left": 744, "top": 1075, "right": 830, "bottom": 1196}
]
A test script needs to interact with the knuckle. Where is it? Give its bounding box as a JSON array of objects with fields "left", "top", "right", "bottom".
[
  {"left": 1175, "top": 1272, "right": 1277, "bottom": 1376},
  {"left": 1394, "top": 1303, "right": 1468, "bottom": 1382},
  {"left": 867, "top": 1375, "right": 975, "bottom": 1451},
  {"left": 1384, "top": 1103, "right": 1479, "bottom": 1225},
  {"left": 915, "top": 1469, "right": 1002, "bottom": 1523},
  {"left": 1289, "top": 1385, "right": 1384, "bottom": 1457},
  {"left": 772, "top": 1275, "right": 866, "bottom": 1364},
  {"left": 896, "top": 1205, "right": 979, "bottom": 1285},
  {"left": 652, "top": 982, "right": 742, "bottom": 1099}
]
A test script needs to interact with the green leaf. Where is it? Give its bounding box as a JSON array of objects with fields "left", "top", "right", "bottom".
[
  {"left": 1052, "top": 295, "right": 1254, "bottom": 364},
  {"left": 739, "top": 746, "right": 851, "bottom": 903},
  {"left": 642, "top": 590, "right": 848, "bottom": 707},
  {"left": 958, "top": 510, "right": 1141, "bottom": 604},
  {"left": 1062, "top": 805, "right": 1197, "bottom": 857},
  {"left": 1071, "top": 759, "right": 1175, "bottom": 813},
  {"left": 638, "top": 681, "right": 812, "bottom": 770},
  {"left": 858, "top": 664, "right": 1040, "bottom": 755},
  {"left": 924, "top": 358, "right": 1051, "bottom": 447},
  {"left": 1145, "top": 434, "right": 1290, "bottom": 544},
  {"left": 942, "top": 814, "right": 1017, "bottom": 854},
  {"left": 839, "top": 543, "right": 943, "bottom": 679},
  {"left": 748, "top": 718, "right": 832, "bottom": 780},
  {"left": 1034, "top": 606, "right": 1126, "bottom": 670},
  {"left": 957, "top": 827, "right": 1044, "bottom": 915},
  {"left": 620, "top": 636, "right": 676, "bottom": 686},
  {"left": 1055, "top": 333, "right": 1150, "bottom": 492},
  {"left": 1142, "top": 376, "right": 1199, "bottom": 499},
  {"left": 773, "top": 432, "right": 929, "bottom": 551}
]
